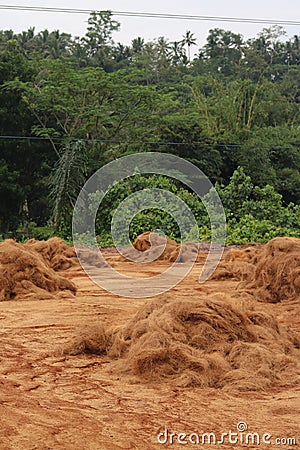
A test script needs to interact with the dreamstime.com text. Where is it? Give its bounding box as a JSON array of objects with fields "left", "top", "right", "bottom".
[{"left": 157, "top": 422, "right": 297, "bottom": 446}]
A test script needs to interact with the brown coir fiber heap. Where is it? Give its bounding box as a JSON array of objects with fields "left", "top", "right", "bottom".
[
  {"left": 65, "top": 294, "right": 299, "bottom": 390},
  {"left": 0, "top": 239, "right": 76, "bottom": 301},
  {"left": 27, "top": 238, "right": 108, "bottom": 270},
  {"left": 25, "top": 237, "right": 78, "bottom": 271},
  {"left": 122, "top": 231, "right": 198, "bottom": 263},
  {"left": 214, "top": 237, "right": 300, "bottom": 303},
  {"left": 213, "top": 246, "right": 259, "bottom": 281}
]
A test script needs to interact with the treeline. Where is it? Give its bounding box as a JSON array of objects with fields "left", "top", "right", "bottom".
[{"left": 0, "top": 11, "right": 299, "bottom": 240}]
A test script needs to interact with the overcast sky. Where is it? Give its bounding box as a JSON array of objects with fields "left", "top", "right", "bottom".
[{"left": 0, "top": 0, "right": 299, "bottom": 49}]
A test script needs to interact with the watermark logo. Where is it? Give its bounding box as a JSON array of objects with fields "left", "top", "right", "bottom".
[
  {"left": 236, "top": 421, "right": 248, "bottom": 432},
  {"left": 72, "top": 152, "right": 226, "bottom": 298},
  {"left": 157, "top": 423, "right": 297, "bottom": 446}
]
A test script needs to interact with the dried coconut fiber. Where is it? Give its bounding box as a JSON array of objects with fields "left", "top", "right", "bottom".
[
  {"left": 213, "top": 237, "right": 300, "bottom": 303},
  {"left": 25, "top": 237, "right": 78, "bottom": 271},
  {"left": 121, "top": 232, "right": 199, "bottom": 263},
  {"left": 64, "top": 294, "right": 300, "bottom": 390},
  {"left": 0, "top": 239, "right": 76, "bottom": 301}
]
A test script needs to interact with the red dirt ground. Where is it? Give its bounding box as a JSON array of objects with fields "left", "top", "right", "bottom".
[{"left": 0, "top": 248, "right": 299, "bottom": 449}]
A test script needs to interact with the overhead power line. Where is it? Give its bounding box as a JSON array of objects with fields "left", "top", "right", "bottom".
[
  {"left": 0, "top": 135, "right": 299, "bottom": 150},
  {"left": 0, "top": 4, "right": 300, "bottom": 26}
]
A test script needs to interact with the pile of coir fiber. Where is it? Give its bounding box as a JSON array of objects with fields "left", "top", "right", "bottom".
[
  {"left": 121, "top": 232, "right": 199, "bottom": 263},
  {"left": 25, "top": 237, "right": 78, "bottom": 271},
  {"left": 27, "top": 238, "right": 109, "bottom": 270},
  {"left": 64, "top": 294, "right": 300, "bottom": 390},
  {"left": 0, "top": 239, "right": 77, "bottom": 301},
  {"left": 213, "top": 237, "right": 300, "bottom": 303}
]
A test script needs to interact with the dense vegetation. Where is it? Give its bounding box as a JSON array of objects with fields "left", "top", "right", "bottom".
[{"left": 0, "top": 11, "right": 299, "bottom": 243}]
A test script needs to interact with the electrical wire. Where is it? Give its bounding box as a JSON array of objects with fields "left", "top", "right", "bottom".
[
  {"left": 0, "top": 135, "right": 299, "bottom": 150},
  {"left": 0, "top": 4, "right": 299, "bottom": 26}
]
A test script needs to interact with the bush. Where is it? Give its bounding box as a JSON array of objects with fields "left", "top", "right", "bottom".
[
  {"left": 65, "top": 168, "right": 300, "bottom": 247},
  {"left": 226, "top": 215, "right": 299, "bottom": 244},
  {"left": 91, "top": 174, "right": 206, "bottom": 244}
]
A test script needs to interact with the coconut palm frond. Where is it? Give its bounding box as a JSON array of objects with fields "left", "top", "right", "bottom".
[{"left": 51, "top": 140, "right": 88, "bottom": 228}]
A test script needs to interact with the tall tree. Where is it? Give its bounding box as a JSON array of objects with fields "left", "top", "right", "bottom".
[
  {"left": 83, "top": 10, "right": 120, "bottom": 67},
  {"left": 131, "top": 37, "right": 144, "bottom": 54},
  {"left": 198, "top": 28, "right": 244, "bottom": 76},
  {"left": 181, "top": 30, "right": 197, "bottom": 62},
  {"left": 167, "top": 40, "right": 187, "bottom": 65}
]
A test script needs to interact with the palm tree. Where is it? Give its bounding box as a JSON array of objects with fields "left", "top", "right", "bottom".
[
  {"left": 113, "top": 43, "right": 131, "bottom": 62},
  {"left": 131, "top": 37, "right": 144, "bottom": 54},
  {"left": 181, "top": 30, "right": 197, "bottom": 62},
  {"left": 36, "top": 29, "right": 50, "bottom": 56},
  {"left": 156, "top": 36, "right": 170, "bottom": 57},
  {"left": 167, "top": 41, "right": 186, "bottom": 65},
  {"left": 17, "top": 27, "right": 35, "bottom": 56}
]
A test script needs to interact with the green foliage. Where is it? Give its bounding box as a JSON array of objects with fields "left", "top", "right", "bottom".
[
  {"left": 15, "top": 222, "right": 53, "bottom": 242},
  {"left": 1, "top": 15, "right": 300, "bottom": 244},
  {"left": 0, "top": 160, "right": 25, "bottom": 233},
  {"left": 90, "top": 174, "right": 205, "bottom": 244},
  {"left": 226, "top": 215, "right": 299, "bottom": 244},
  {"left": 84, "top": 167, "right": 296, "bottom": 247},
  {"left": 96, "top": 232, "right": 114, "bottom": 248},
  {"left": 129, "top": 209, "right": 180, "bottom": 242},
  {"left": 83, "top": 11, "right": 120, "bottom": 68},
  {"left": 217, "top": 167, "right": 254, "bottom": 220},
  {"left": 219, "top": 167, "right": 300, "bottom": 243}
]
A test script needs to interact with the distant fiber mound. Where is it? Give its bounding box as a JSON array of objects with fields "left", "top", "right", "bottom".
[
  {"left": 64, "top": 294, "right": 300, "bottom": 390},
  {"left": 213, "top": 237, "right": 300, "bottom": 303},
  {"left": 120, "top": 232, "right": 199, "bottom": 263},
  {"left": 0, "top": 239, "right": 77, "bottom": 301}
]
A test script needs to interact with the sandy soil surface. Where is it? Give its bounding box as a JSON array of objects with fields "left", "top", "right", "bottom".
[{"left": 0, "top": 249, "right": 299, "bottom": 450}]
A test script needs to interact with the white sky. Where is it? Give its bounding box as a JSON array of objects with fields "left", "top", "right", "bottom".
[{"left": 0, "top": 0, "right": 299, "bottom": 49}]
